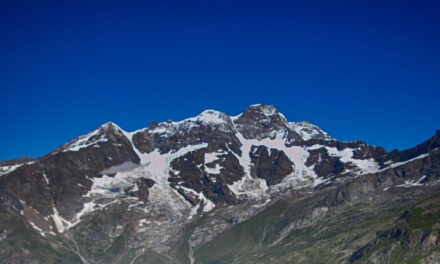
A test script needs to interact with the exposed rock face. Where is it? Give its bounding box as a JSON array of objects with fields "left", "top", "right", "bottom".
[
  {"left": 169, "top": 148, "right": 242, "bottom": 205},
  {"left": 234, "top": 105, "right": 297, "bottom": 140},
  {"left": 132, "top": 110, "right": 241, "bottom": 155},
  {"left": 250, "top": 146, "right": 293, "bottom": 185},
  {"left": 0, "top": 104, "right": 439, "bottom": 264},
  {"left": 306, "top": 147, "right": 345, "bottom": 178}
]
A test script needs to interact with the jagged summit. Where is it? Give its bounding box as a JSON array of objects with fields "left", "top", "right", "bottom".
[
  {"left": 62, "top": 105, "right": 330, "bottom": 149},
  {"left": 233, "top": 104, "right": 286, "bottom": 122},
  {"left": 99, "top": 121, "right": 118, "bottom": 129},
  {"left": 186, "top": 110, "right": 230, "bottom": 125},
  {"left": 243, "top": 104, "right": 285, "bottom": 117},
  {"left": 55, "top": 121, "right": 127, "bottom": 153},
  {"left": 138, "top": 104, "right": 325, "bottom": 142},
  {"left": 45, "top": 105, "right": 339, "bottom": 163},
  {"left": 156, "top": 104, "right": 287, "bottom": 130},
  {"left": 288, "top": 121, "right": 333, "bottom": 141}
]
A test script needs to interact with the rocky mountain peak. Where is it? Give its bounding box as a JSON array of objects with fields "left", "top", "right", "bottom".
[
  {"left": 95, "top": 121, "right": 126, "bottom": 137},
  {"left": 189, "top": 110, "right": 231, "bottom": 126},
  {"left": 288, "top": 121, "right": 333, "bottom": 141},
  {"left": 98, "top": 121, "right": 120, "bottom": 131},
  {"left": 233, "top": 104, "right": 292, "bottom": 140},
  {"left": 238, "top": 104, "right": 287, "bottom": 123},
  {"left": 54, "top": 121, "right": 129, "bottom": 154},
  {"left": 145, "top": 110, "right": 233, "bottom": 136}
]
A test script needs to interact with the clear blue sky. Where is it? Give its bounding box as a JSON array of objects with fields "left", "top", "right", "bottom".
[{"left": 1, "top": 0, "right": 439, "bottom": 161}]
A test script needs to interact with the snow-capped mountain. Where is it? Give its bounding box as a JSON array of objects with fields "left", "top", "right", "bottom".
[{"left": 1, "top": 104, "right": 439, "bottom": 264}]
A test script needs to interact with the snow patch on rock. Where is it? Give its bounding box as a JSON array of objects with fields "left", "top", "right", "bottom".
[
  {"left": 64, "top": 127, "right": 108, "bottom": 152},
  {"left": 325, "top": 147, "right": 379, "bottom": 174},
  {"left": 228, "top": 128, "right": 320, "bottom": 199},
  {"left": 204, "top": 152, "right": 220, "bottom": 164},
  {"left": 380, "top": 152, "right": 432, "bottom": 171},
  {"left": 0, "top": 161, "right": 34, "bottom": 176},
  {"left": 396, "top": 175, "right": 427, "bottom": 188},
  {"left": 177, "top": 185, "right": 215, "bottom": 213},
  {"left": 289, "top": 122, "right": 332, "bottom": 141},
  {"left": 205, "top": 163, "right": 222, "bottom": 174}
]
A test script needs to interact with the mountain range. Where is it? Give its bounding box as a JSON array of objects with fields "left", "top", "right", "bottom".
[{"left": 1, "top": 104, "right": 439, "bottom": 264}]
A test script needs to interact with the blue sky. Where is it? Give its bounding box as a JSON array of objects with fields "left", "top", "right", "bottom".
[{"left": 1, "top": 0, "right": 439, "bottom": 161}]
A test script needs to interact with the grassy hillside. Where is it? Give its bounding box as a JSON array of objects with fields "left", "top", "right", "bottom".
[{"left": 194, "top": 189, "right": 440, "bottom": 264}]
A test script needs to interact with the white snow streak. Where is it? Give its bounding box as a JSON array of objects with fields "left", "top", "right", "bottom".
[
  {"left": 204, "top": 152, "right": 220, "bottom": 164},
  {"left": 228, "top": 129, "right": 320, "bottom": 199},
  {"left": 0, "top": 161, "right": 34, "bottom": 176},
  {"left": 380, "top": 152, "right": 431, "bottom": 172},
  {"left": 42, "top": 172, "right": 49, "bottom": 185},
  {"left": 325, "top": 147, "right": 379, "bottom": 174},
  {"left": 178, "top": 185, "right": 215, "bottom": 213},
  {"left": 396, "top": 175, "right": 427, "bottom": 188},
  {"left": 64, "top": 127, "right": 108, "bottom": 152}
]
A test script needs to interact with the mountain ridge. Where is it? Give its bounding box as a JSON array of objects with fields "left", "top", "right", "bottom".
[{"left": 0, "top": 104, "right": 439, "bottom": 264}]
